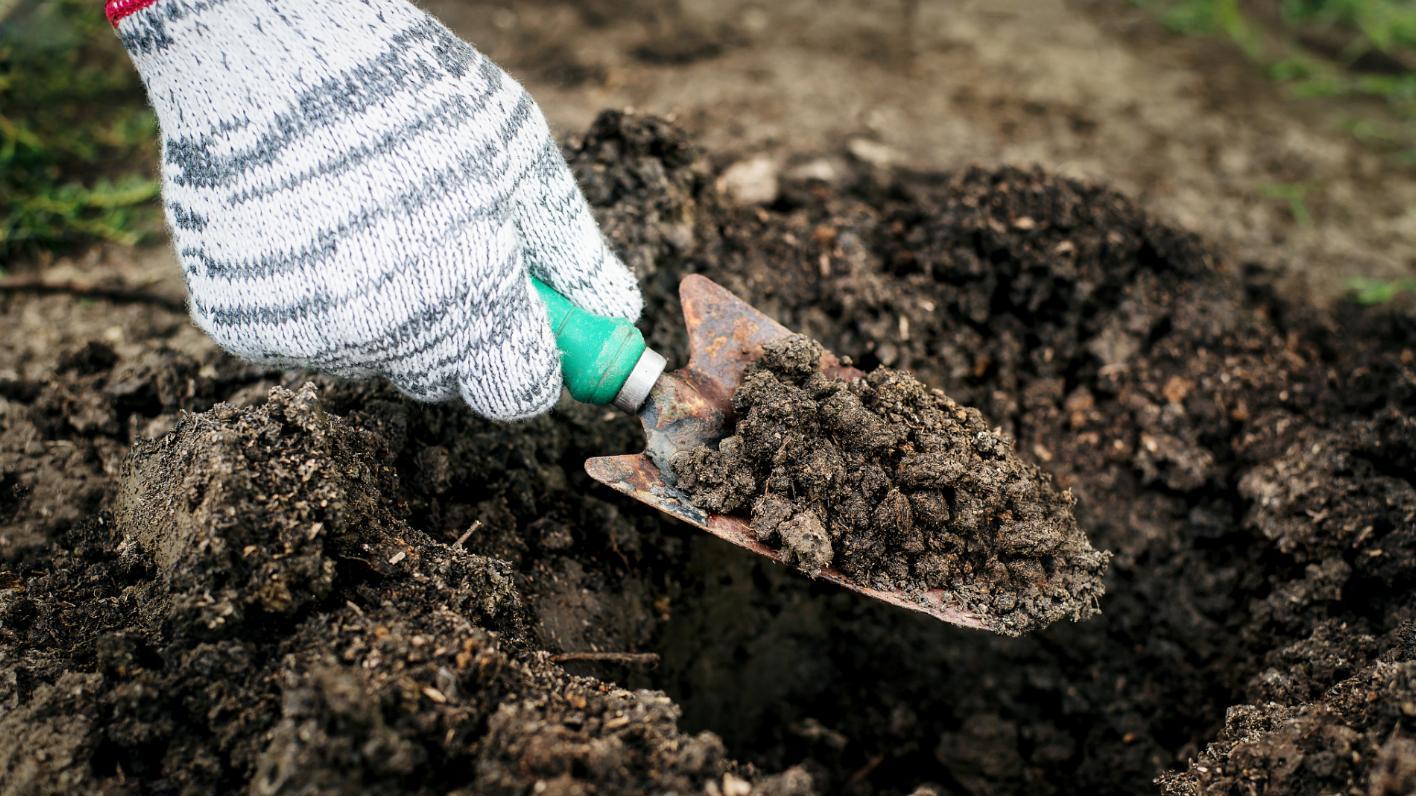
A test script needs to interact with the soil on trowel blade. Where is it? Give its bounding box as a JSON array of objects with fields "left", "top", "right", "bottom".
[
  {"left": 674, "top": 334, "right": 1109, "bottom": 635},
  {"left": 3, "top": 109, "right": 1415, "bottom": 795}
]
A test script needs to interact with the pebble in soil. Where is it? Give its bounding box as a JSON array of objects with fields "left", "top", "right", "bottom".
[{"left": 673, "top": 334, "right": 1110, "bottom": 636}]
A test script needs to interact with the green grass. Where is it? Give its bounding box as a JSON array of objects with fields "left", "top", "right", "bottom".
[
  {"left": 1254, "top": 180, "right": 1315, "bottom": 226},
  {"left": 1348, "top": 276, "right": 1416, "bottom": 303},
  {"left": 1281, "top": 0, "right": 1416, "bottom": 53},
  {"left": 0, "top": 0, "right": 161, "bottom": 260},
  {"left": 1135, "top": 0, "right": 1415, "bottom": 158},
  {"left": 1138, "top": 1, "right": 1414, "bottom": 306}
]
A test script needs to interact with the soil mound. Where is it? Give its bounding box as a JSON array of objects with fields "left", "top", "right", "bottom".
[
  {"left": 2, "top": 110, "right": 1413, "bottom": 794},
  {"left": 1, "top": 383, "right": 759, "bottom": 793},
  {"left": 575, "top": 113, "right": 1415, "bottom": 792},
  {"left": 115, "top": 383, "right": 408, "bottom": 628},
  {"left": 675, "top": 335, "right": 1109, "bottom": 635}
]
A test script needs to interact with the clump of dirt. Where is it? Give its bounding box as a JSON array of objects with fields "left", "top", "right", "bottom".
[
  {"left": 674, "top": 334, "right": 1109, "bottom": 635},
  {"left": 0, "top": 336, "right": 275, "bottom": 562},
  {"left": 115, "top": 383, "right": 409, "bottom": 630},
  {"left": 1157, "top": 611, "right": 1416, "bottom": 796}
]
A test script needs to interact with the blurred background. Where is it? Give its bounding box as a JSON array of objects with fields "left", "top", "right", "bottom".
[{"left": 1, "top": 0, "right": 1412, "bottom": 304}]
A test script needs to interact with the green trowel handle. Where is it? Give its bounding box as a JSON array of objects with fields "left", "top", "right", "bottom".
[{"left": 532, "top": 277, "right": 647, "bottom": 405}]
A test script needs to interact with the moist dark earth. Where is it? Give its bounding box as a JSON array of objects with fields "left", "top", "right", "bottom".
[
  {"left": 2, "top": 112, "right": 1414, "bottom": 794},
  {"left": 674, "top": 334, "right": 1109, "bottom": 636}
]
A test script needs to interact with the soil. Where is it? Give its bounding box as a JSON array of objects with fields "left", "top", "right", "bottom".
[
  {"left": 2, "top": 111, "right": 1414, "bottom": 794},
  {"left": 674, "top": 334, "right": 1109, "bottom": 635},
  {"left": 4, "top": 375, "right": 817, "bottom": 794}
]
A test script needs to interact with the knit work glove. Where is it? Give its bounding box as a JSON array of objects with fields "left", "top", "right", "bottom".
[{"left": 108, "top": 0, "right": 642, "bottom": 421}]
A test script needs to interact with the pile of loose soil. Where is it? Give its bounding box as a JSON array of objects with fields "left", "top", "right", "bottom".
[
  {"left": 674, "top": 334, "right": 1109, "bottom": 635},
  {"left": 3, "top": 110, "right": 1414, "bottom": 794},
  {"left": 572, "top": 113, "right": 1414, "bottom": 792},
  {"left": 2, "top": 382, "right": 767, "bottom": 793}
]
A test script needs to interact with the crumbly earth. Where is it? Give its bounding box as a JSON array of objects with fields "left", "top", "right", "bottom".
[
  {"left": 674, "top": 334, "right": 1109, "bottom": 635},
  {"left": 2, "top": 383, "right": 763, "bottom": 794},
  {"left": 2, "top": 112, "right": 1414, "bottom": 794}
]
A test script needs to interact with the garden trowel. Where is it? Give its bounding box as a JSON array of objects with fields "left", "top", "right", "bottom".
[{"left": 534, "top": 274, "right": 988, "bottom": 630}]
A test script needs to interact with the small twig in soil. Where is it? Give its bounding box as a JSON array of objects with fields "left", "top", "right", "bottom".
[
  {"left": 847, "top": 753, "right": 885, "bottom": 786},
  {"left": 550, "top": 651, "right": 660, "bottom": 667},
  {"left": 454, "top": 520, "right": 482, "bottom": 548},
  {"left": 0, "top": 277, "right": 186, "bottom": 313}
]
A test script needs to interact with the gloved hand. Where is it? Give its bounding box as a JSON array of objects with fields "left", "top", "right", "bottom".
[{"left": 109, "top": 0, "right": 642, "bottom": 421}]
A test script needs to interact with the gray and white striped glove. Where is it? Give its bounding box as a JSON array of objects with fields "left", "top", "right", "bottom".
[{"left": 110, "top": 0, "right": 642, "bottom": 420}]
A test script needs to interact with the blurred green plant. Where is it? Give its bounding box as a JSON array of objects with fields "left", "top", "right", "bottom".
[
  {"left": 1254, "top": 180, "right": 1315, "bottom": 225},
  {"left": 1136, "top": 0, "right": 1414, "bottom": 158},
  {"left": 1, "top": 0, "right": 161, "bottom": 259},
  {"left": 1281, "top": 0, "right": 1416, "bottom": 53},
  {"left": 1348, "top": 276, "right": 1416, "bottom": 303}
]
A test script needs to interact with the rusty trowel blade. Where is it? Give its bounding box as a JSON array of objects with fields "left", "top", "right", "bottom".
[
  {"left": 679, "top": 274, "right": 858, "bottom": 401},
  {"left": 584, "top": 275, "right": 990, "bottom": 630}
]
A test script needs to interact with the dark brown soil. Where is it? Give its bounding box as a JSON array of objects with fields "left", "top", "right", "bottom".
[
  {"left": 3, "top": 381, "right": 768, "bottom": 793},
  {"left": 3, "top": 111, "right": 1414, "bottom": 794},
  {"left": 673, "top": 334, "right": 1109, "bottom": 635}
]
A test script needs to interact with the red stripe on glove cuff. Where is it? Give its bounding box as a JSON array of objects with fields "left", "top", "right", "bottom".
[{"left": 106, "top": 0, "right": 160, "bottom": 26}]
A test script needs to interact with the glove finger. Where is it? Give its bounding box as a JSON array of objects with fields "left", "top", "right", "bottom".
[
  {"left": 455, "top": 257, "right": 563, "bottom": 422},
  {"left": 513, "top": 138, "right": 643, "bottom": 321}
]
